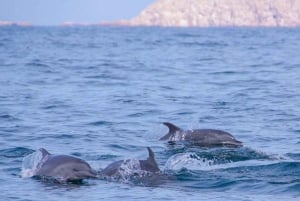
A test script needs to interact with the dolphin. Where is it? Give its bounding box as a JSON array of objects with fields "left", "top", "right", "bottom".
[
  {"left": 160, "top": 122, "right": 243, "bottom": 147},
  {"left": 34, "top": 148, "right": 97, "bottom": 183},
  {"left": 100, "top": 147, "right": 160, "bottom": 176}
]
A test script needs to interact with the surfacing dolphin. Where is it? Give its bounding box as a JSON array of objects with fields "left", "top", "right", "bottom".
[
  {"left": 34, "top": 148, "right": 97, "bottom": 183},
  {"left": 100, "top": 147, "right": 160, "bottom": 177},
  {"left": 160, "top": 122, "right": 243, "bottom": 148}
]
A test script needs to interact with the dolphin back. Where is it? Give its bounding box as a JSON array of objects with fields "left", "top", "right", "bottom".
[
  {"left": 100, "top": 160, "right": 124, "bottom": 176},
  {"left": 160, "top": 122, "right": 181, "bottom": 140},
  {"left": 186, "top": 129, "right": 243, "bottom": 147},
  {"left": 35, "top": 154, "right": 97, "bottom": 182}
]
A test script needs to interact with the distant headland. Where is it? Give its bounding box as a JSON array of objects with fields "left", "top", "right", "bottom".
[
  {"left": 0, "top": 21, "right": 31, "bottom": 27},
  {"left": 105, "top": 0, "right": 300, "bottom": 27}
]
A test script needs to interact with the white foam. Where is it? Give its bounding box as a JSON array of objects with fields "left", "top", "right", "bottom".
[
  {"left": 163, "top": 152, "right": 285, "bottom": 171},
  {"left": 118, "top": 159, "right": 141, "bottom": 181},
  {"left": 21, "top": 150, "right": 45, "bottom": 178},
  {"left": 105, "top": 159, "right": 155, "bottom": 183},
  {"left": 164, "top": 152, "right": 215, "bottom": 171}
]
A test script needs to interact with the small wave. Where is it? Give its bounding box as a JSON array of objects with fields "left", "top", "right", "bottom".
[
  {"left": 181, "top": 41, "right": 228, "bottom": 48},
  {"left": 25, "top": 61, "right": 50, "bottom": 68},
  {"left": 174, "top": 32, "right": 200, "bottom": 38},
  {"left": 40, "top": 103, "right": 70, "bottom": 110},
  {"left": 165, "top": 146, "right": 274, "bottom": 163},
  {"left": 172, "top": 160, "right": 300, "bottom": 192},
  {"left": 286, "top": 153, "right": 300, "bottom": 160},
  {"left": 0, "top": 147, "right": 34, "bottom": 158},
  {"left": 164, "top": 147, "right": 282, "bottom": 172},
  {"left": 127, "top": 113, "right": 144, "bottom": 117},
  {"left": 87, "top": 120, "right": 113, "bottom": 126},
  {"left": 51, "top": 134, "right": 76, "bottom": 139},
  {"left": 197, "top": 147, "right": 275, "bottom": 162},
  {"left": 208, "top": 70, "right": 241, "bottom": 75},
  {"left": 0, "top": 114, "right": 21, "bottom": 122}
]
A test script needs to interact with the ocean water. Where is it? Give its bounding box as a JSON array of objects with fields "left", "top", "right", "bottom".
[{"left": 0, "top": 26, "right": 299, "bottom": 200}]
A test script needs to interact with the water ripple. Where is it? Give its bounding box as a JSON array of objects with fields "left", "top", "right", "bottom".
[
  {"left": 0, "top": 26, "right": 300, "bottom": 200},
  {"left": 0, "top": 147, "right": 34, "bottom": 158}
]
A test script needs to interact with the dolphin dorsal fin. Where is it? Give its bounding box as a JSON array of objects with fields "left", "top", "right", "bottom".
[
  {"left": 160, "top": 122, "right": 181, "bottom": 140},
  {"left": 39, "top": 148, "right": 50, "bottom": 157},
  {"left": 146, "top": 147, "right": 160, "bottom": 172},
  {"left": 36, "top": 148, "right": 51, "bottom": 169},
  {"left": 163, "top": 122, "right": 181, "bottom": 133}
]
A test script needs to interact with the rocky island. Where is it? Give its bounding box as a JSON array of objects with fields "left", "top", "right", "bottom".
[{"left": 109, "top": 0, "right": 300, "bottom": 27}]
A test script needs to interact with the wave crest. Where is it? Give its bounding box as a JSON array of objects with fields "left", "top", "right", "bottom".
[{"left": 164, "top": 152, "right": 216, "bottom": 171}]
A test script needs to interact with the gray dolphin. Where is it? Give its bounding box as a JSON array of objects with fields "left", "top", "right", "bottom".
[
  {"left": 101, "top": 147, "right": 160, "bottom": 176},
  {"left": 160, "top": 122, "right": 243, "bottom": 147},
  {"left": 34, "top": 148, "right": 97, "bottom": 182}
]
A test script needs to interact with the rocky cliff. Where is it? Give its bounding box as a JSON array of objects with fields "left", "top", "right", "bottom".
[{"left": 112, "top": 0, "right": 300, "bottom": 27}]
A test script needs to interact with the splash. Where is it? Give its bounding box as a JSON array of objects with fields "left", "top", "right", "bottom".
[
  {"left": 109, "top": 159, "right": 142, "bottom": 182},
  {"left": 169, "top": 131, "right": 184, "bottom": 142},
  {"left": 21, "top": 149, "right": 47, "bottom": 178},
  {"left": 164, "top": 152, "right": 216, "bottom": 171},
  {"left": 164, "top": 150, "right": 287, "bottom": 172},
  {"left": 102, "top": 159, "right": 158, "bottom": 185}
]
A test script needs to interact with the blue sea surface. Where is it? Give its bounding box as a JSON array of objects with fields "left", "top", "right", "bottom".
[{"left": 0, "top": 26, "right": 299, "bottom": 200}]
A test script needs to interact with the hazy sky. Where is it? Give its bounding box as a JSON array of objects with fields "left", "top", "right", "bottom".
[{"left": 0, "top": 0, "right": 155, "bottom": 25}]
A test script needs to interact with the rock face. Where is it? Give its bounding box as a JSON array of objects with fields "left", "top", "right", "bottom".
[{"left": 113, "top": 0, "right": 300, "bottom": 27}]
